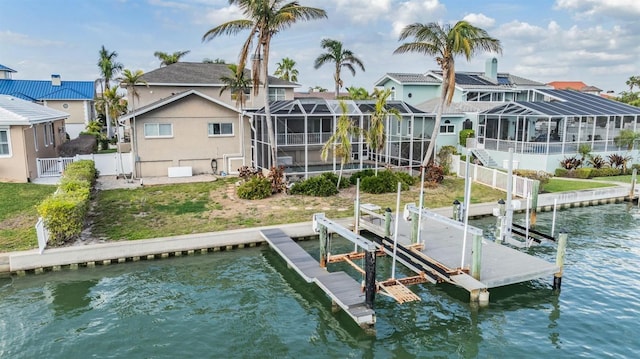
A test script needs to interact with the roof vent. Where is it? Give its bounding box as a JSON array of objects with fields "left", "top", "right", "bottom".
[{"left": 51, "top": 74, "right": 61, "bottom": 86}]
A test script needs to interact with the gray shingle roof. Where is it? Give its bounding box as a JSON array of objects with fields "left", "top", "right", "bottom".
[
  {"left": 383, "top": 73, "right": 440, "bottom": 84},
  {"left": 141, "top": 62, "right": 298, "bottom": 87}
]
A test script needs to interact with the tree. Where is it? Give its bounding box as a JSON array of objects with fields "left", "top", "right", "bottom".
[
  {"left": 309, "top": 85, "right": 328, "bottom": 92},
  {"left": 394, "top": 21, "right": 502, "bottom": 166},
  {"left": 274, "top": 57, "right": 299, "bottom": 82},
  {"left": 625, "top": 75, "right": 640, "bottom": 92},
  {"left": 118, "top": 69, "right": 148, "bottom": 178},
  {"left": 203, "top": 58, "right": 226, "bottom": 64},
  {"left": 366, "top": 88, "right": 401, "bottom": 174},
  {"left": 314, "top": 39, "right": 365, "bottom": 98},
  {"left": 95, "top": 87, "right": 126, "bottom": 123},
  {"left": 346, "top": 86, "right": 372, "bottom": 100},
  {"left": 321, "top": 101, "right": 359, "bottom": 188},
  {"left": 219, "top": 64, "right": 252, "bottom": 109},
  {"left": 154, "top": 50, "right": 191, "bottom": 67},
  {"left": 614, "top": 129, "right": 640, "bottom": 151},
  {"left": 202, "top": 0, "right": 327, "bottom": 167},
  {"left": 97, "top": 45, "right": 123, "bottom": 137}
]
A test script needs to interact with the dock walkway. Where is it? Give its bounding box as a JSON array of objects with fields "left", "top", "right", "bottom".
[{"left": 259, "top": 228, "right": 375, "bottom": 327}]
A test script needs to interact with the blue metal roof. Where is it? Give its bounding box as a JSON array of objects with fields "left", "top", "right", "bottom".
[
  {"left": 0, "top": 79, "right": 94, "bottom": 100},
  {"left": 0, "top": 64, "right": 16, "bottom": 72}
]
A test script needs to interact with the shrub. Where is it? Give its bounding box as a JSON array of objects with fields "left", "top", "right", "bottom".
[
  {"left": 289, "top": 176, "right": 338, "bottom": 197},
  {"left": 591, "top": 168, "right": 622, "bottom": 177},
  {"left": 360, "top": 170, "right": 409, "bottom": 194},
  {"left": 574, "top": 168, "right": 592, "bottom": 179},
  {"left": 237, "top": 177, "right": 272, "bottom": 200},
  {"left": 424, "top": 165, "right": 444, "bottom": 185},
  {"left": 238, "top": 166, "right": 260, "bottom": 181},
  {"left": 559, "top": 156, "right": 582, "bottom": 170},
  {"left": 514, "top": 169, "right": 551, "bottom": 185},
  {"left": 395, "top": 171, "right": 416, "bottom": 187},
  {"left": 459, "top": 129, "right": 475, "bottom": 147},
  {"left": 63, "top": 160, "right": 98, "bottom": 186},
  {"left": 349, "top": 169, "right": 376, "bottom": 185},
  {"left": 268, "top": 166, "right": 286, "bottom": 193},
  {"left": 437, "top": 145, "right": 457, "bottom": 174},
  {"left": 555, "top": 168, "right": 569, "bottom": 177},
  {"left": 320, "top": 172, "right": 350, "bottom": 189},
  {"left": 588, "top": 155, "right": 606, "bottom": 169}
]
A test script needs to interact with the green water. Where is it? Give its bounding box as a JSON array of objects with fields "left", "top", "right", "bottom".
[{"left": 1, "top": 203, "right": 639, "bottom": 358}]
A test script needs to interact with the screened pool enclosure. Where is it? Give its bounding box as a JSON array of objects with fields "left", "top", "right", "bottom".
[{"left": 251, "top": 99, "right": 435, "bottom": 177}]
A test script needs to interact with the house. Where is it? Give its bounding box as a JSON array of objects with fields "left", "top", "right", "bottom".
[
  {"left": 0, "top": 65, "right": 95, "bottom": 139},
  {"left": 251, "top": 98, "right": 434, "bottom": 176},
  {"left": 547, "top": 81, "right": 603, "bottom": 96},
  {"left": 119, "top": 90, "right": 248, "bottom": 177},
  {"left": 0, "top": 95, "right": 69, "bottom": 182},
  {"left": 475, "top": 89, "right": 640, "bottom": 172}
]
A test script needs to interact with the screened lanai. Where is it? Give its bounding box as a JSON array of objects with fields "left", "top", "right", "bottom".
[
  {"left": 251, "top": 98, "right": 434, "bottom": 177},
  {"left": 478, "top": 89, "right": 640, "bottom": 156}
]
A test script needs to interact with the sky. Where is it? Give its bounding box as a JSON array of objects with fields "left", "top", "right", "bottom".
[{"left": 1, "top": 0, "right": 639, "bottom": 94}]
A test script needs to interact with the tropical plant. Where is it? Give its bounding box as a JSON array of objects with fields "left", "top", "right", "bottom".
[
  {"left": 346, "top": 87, "right": 372, "bottom": 100},
  {"left": 321, "top": 101, "right": 359, "bottom": 188},
  {"left": 614, "top": 129, "right": 640, "bottom": 150},
  {"left": 366, "top": 88, "right": 400, "bottom": 174},
  {"left": 578, "top": 143, "right": 592, "bottom": 160},
  {"left": 202, "top": 0, "right": 327, "bottom": 167},
  {"left": 459, "top": 129, "right": 475, "bottom": 147},
  {"left": 437, "top": 145, "right": 457, "bottom": 174},
  {"left": 607, "top": 153, "right": 632, "bottom": 171},
  {"left": 394, "top": 21, "right": 502, "bottom": 166},
  {"left": 559, "top": 156, "right": 583, "bottom": 170},
  {"left": 154, "top": 50, "right": 190, "bottom": 67},
  {"left": 97, "top": 45, "right": 123, "bottom": 136},
  {"left": 117, "top": 69, "right": 148, "bottom": 178},
  {"left": 587, "top": 154, "right": 606, "bottom": 169},
  {"left": 219, "top": 64, "right": 252, "bottom": 109},
  {"left": 274, "top": 57, "right": 299, "bottom": 82},
  {"left": 95, "top": 87, "right": 126, "bottom": 124},
  {"left": 626, "top": 75, "right": 640, "bottom": 92},
  {"left": 203, "top": 58, "right": 226, "bottom": 64},
  {"left": 314, "top": 39, "right": 365, "bottom": 98}
]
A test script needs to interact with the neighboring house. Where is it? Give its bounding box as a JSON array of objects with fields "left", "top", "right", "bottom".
[
  {"left": 119, "top": 90, "right": 248, "bottom": 177},
  {"left": 251, "top": 98, "right": 434, "bottom": 176},
  {"left": 0, "top": 95, "right": 68, "bottom": 182},
  {"left": 294, "top": 91, "right": 349, "bottom": 100},
  {"left": 547, "top": 81, "right": 603, "bottom": 96},
  {"left": 133, "top": 62, "right": 298, "bottom": 110},
  {"left": 476, "top": 89, "right": 640, "bottom": 172},
  {"left": 0, "top": 65, "right": 95, "bottom": 139}
]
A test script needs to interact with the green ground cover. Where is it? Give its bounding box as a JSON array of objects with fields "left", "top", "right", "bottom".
[
  {"left": 543, "top": 178, "right": 615, "bottom": 192},
  {"left": 0, "top": 183, "right": 56, "bottom": 252}
]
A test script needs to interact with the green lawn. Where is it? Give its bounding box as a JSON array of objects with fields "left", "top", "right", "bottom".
[
  {"left": 0, "top": 182, "right": 56, "bottom": 252},
  {"left": 543, "top": 178, "right": 615, "bottom": 193},
  {"left": 592, "top": 175, "right": 633, "bottom": 183}
]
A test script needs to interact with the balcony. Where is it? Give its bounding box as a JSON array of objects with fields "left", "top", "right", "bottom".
[{"left": 276, "top": 132, "right": 334, "bottom": 146}]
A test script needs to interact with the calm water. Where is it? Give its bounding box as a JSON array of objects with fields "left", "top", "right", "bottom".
[{"left": 1, "top": 203, "right": 639, "bottom": 358}]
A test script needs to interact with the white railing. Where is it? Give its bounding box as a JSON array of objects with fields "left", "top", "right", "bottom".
[
  {"left": 35, "top": 217, "right": 49, "bottom": 254},
  {"left": 277, "top": 132, "right": 333, "bottom": 146},
  {"left": 36, "top": 157, "right": 75, "bottom": 177},
  {"left": 457, "top": 161, "right": 536, "bottom": 198}
]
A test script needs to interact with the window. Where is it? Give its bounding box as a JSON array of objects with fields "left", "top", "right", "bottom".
[
  {"left": 0, "top": 128, "right": 10, "bottom": 156},
  {"left": 144, "top": 123, "right": 173, "bottom": 138},
  {"left": 268, "top": 88, "right": 285, "bottom": 102},
  {"left": 44, "top": 123, "right": 54, "bottom": 146},
  {"left": 440, "top": 120, "right": 455, "bottom": 134},
  {"left": 208, "top": 122, "right": 233, "bottom": 136}
]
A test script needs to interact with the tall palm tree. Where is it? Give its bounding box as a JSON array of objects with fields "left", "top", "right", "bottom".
[
  {"left": 322, "top": 101, "right": 359, "bottom": 188},
  {"left": 98, "top": 45, "right": 123, "bottom": 137},
  {"left": 95, "top": 87, "right": 126, "bottom": 123},
  {"left": 118, "top": 69, "right": 148, "bottom": 178},
  {"left": 366, "top": 88, "right": 401, "bottom": 174},
  {"left": 394, "top": 21, "right": 502, "bottom": 166},
  {"left": 626, "top": 75, "right": 640, "bottom": 92},
  {"left": 346, "top": 86, "right": 371, "bottom": 100},
  {"left": 202, "top": 0, "right": 327, "bottom": 167},
  {"left": 154, "top": 50, "right": 191, "bottom": 67},
  {"left": 314, "top": 39, "right": 365, "bottom": 98},
  {"left": 274, "top": 57, "right": 299, "bottom": 82},
  {"left": 219, "top": 64, "right": 252, "bottom": 109}
]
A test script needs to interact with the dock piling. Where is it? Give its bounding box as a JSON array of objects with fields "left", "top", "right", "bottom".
[
  {"left": 364, "top": 250, "right": 376, "bottom": 309},
  {"left": 453, "top": 199, "right": 461, "bottom": 222},
  {"left": 471, "top": 233, "right": 482, "bottom": 280},
  {"left": 411, "top": 211, "right": 419, "bottom": 244},
  {"left": 319, "top": 224, "right": 328, "bottom": 268},
  {"left": 553, "top": 231, "right": 568, "bottom": 290},
  {"left": 384, "top": 208, "right": 392, "bottom": 237}
]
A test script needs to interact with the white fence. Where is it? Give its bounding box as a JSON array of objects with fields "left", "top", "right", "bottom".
[
  {"left": 35, "top": 217, "right": 49, "bottom": 254},
  {"left": 37, "top": 152, "right": 132, "bottom": 178},
  {"left": 455, "top": 157, "right": 536, "bottom": 199}
]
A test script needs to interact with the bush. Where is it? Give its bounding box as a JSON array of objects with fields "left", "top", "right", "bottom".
[
  {"left": 268, "top": 166, "right": 286, "bottom": 193},
  {"left": 237, "top": 177, "right": 272, "bottom": 199},
  {"left": 63, "top": 160, "right": 98, "bottom": 186},
  {"left": 360, "top": 170, "right": 409, "bottom": 194},
  {"left": 514, "top": 169, "right": 551, "bottom": 185},
  {"left": 395, "top": 171, "right": 416, "bottom": 187},
  {"left": 320, "top": 172, "right": 350, "bottom": 189},
  {"left": 555, "top": 168, "right": 569, "bottom": 177},
  {"left": 459, "top": 129, "right": 475, "bottom": 147},
  {"left": 289, "top": 176, "right": 338, "bottom": 197},
  {"left": 349, "top": 169, "right": 376, "bottom": 185},
  {"left": 574, "top": 168, "right": 592, "bottom": 179},
  {"left": 591, "top": 168, "right": 623, "bottom": 177},
  {"left": 437, "top": 145, "right": 457, "bottom": 174},
  {"left": 424, "top": 165, "right": 445, "bottom": 185}
]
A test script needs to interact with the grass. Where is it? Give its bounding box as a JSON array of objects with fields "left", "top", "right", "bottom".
[
  {"left": 89, "top": 177, "right": 506, "bottom": 242},
  {"left": 0, "top": 183, "right": 56, "bottom": 252},
  {"left": 592, "top": 175, "right": 633, "bottom": 183},
  {"left": 543, "top": 178, "right": 615, "bottom": 192}
]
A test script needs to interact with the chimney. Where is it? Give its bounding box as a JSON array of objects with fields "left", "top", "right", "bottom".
[
  {"left": 51, "top": 74, "right": 61, "bottom": 86},
  {"left": 484, "top": 58, "right": 498, "bottom": 82}
]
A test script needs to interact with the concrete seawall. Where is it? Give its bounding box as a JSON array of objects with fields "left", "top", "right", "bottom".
[{"left": 0, "top": 186, "right": 631, "bottom": 275}]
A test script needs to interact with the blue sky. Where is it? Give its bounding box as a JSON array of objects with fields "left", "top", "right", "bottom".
[{"left": 2, "top": 0, "right": 639, "bottom": 93}]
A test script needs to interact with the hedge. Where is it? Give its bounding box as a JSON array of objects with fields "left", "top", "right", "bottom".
[{"left": 237, "top": 177, "right": 272, "bottom": 199}]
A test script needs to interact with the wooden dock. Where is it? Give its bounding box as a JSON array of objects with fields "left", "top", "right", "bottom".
[{"left": 259, "top": 228, "right": 375, "bottom": 327}]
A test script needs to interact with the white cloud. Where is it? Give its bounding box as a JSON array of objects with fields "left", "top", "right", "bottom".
[
  {"left": 462, "top": 13, "right": 495, "bottom": 28},
  {"left": 555, "top": 0, "right": 640, "bottom": 20},
  {"left": 330, "top": 0, "right": 391, "bottom": 23},
  {"left": 0, "top": 31, "right": 65, "bottom": 47},
  {"left": 391, "top": 0, "right": 446, "bottom": 37}
]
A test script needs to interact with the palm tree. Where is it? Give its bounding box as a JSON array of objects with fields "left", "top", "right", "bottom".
[
  {"left": 274, "top": 57, "right": 299, "bottom": 82},
  {"left": 346, "top": 86, "right": 372, "bottom": 100},
  {"left": 202, "top": 0, "right": 327, "bottom": 167},
  {"left": 98, "top": 45, "right": 123, "bottom": 137},
  {"left": 154, "top": 50, "right": 191, "bottom": 67},
  {"left": 118, "top": 69, "right": 148, "bottom": 178},
  {"left": 314, "top": 39, "right": 365, "bottom": 98},
  {"left": 219, "top": 64, "right": 252, "bottom": 109},
  {"left": 626, "top": 75, "right": 640, "bottom": 92},
  {"left": 95, "top": 87, "right": 126, "bottom": 123},
  {"left": 394, "top": 21, "right": 502, "bottom": 166},
  {"left": 322, "top": 101, "right": 359, "bottom": 188},
  {"left": 203, "top": 58, "right": 226, "bottom": 64},
  {"left": 366, "top": 88, "right": 401, "bottom": 174}
]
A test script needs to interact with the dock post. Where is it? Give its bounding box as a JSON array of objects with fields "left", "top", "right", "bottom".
[
  {"left": 630, "top": 169, "right": 637, "bottom": 199},
  {"left": 319, "top": 224, "right": 328, "bottom": 268},
  {"left": 553, "top": 231, "right": 568, "bottom": 290},
  {"left": 411, "top": 211, "right": 419, "bottom": 243},
  {"left": 471, "top": 233, "right": 483, "bottom": 280},
  {"left": 384, "top": 208, "right": 392, "bottom": 237},
  {"left": 364, "top": 250, "right": 377, "bottom": 309},
  {"left": 495, "top": 199, "right": 505, "bottom": 242},
  {"left": 530, "top": 180, "right": 540, "bottom": 226},
  {"left": 452, "top": 199, "right": 461, "bottom": 221}
]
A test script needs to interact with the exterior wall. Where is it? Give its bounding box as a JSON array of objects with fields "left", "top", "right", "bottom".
[
  {"left": 133, "top": 95, "right": 248, "bottom": 177},
  {"left": 44, "top": 100, "right": 93, "bottom": 138},
  {"left": 0, "top": 127, "right": 28, "bottom": 182},
  {"left": 400, "top": 85, "right": 440, "bottom": 106}
]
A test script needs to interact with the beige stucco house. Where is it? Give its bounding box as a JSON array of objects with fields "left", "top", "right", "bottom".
[
  {"left": 0, "top": 95, "right": 68, "bottom": 182},
  {"left": 119, "top": 90, "right": 249, "bottom": 177}
]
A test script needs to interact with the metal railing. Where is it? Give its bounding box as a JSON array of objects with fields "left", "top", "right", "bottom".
[
  {"left": 458, "top": 161, "right": 536, "bottom": 198},
  {"left": 483, "top": 138, "right": 621, "bottom": 154},
  {"left": 36, "top": 157, "right": 75, "bottom": 177},
  {"left": 276, "top": 132, "right": 335, "bottom": 146}
]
